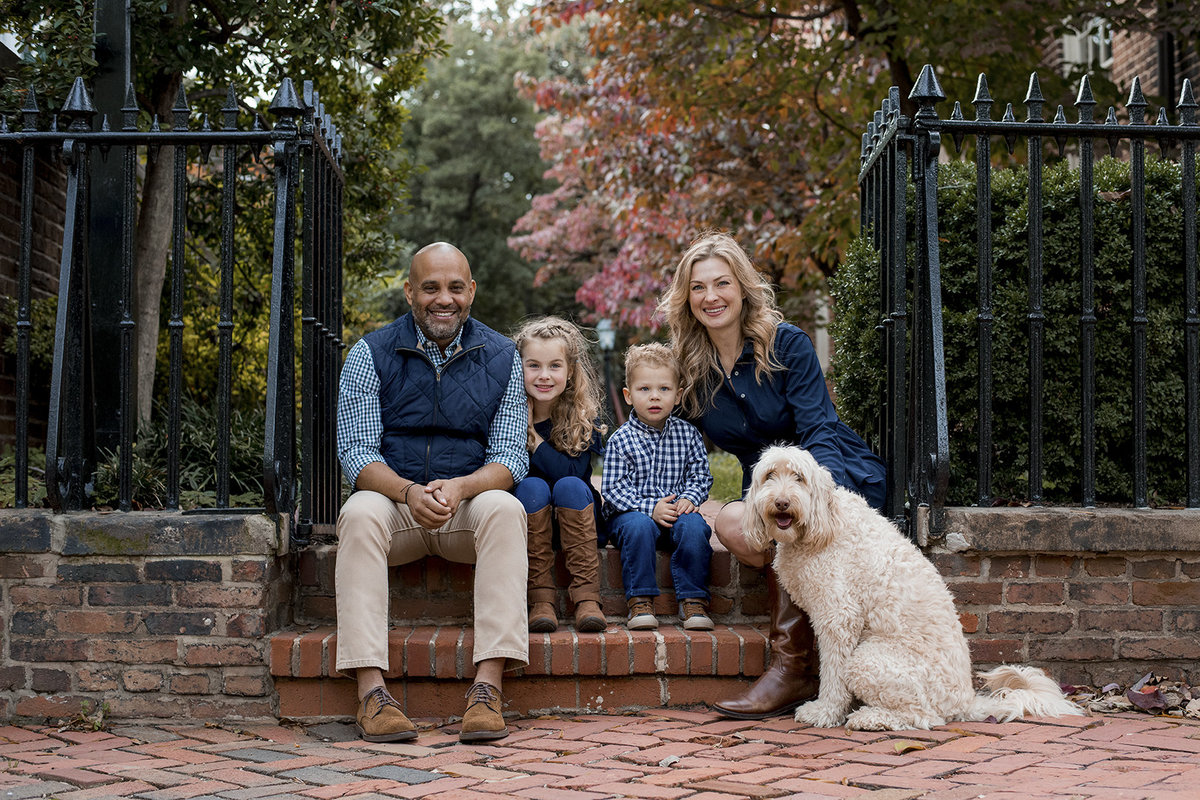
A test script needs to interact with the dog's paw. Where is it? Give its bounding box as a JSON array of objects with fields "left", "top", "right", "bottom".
[{"left": 794, "top": 700, "right": 848, "bottom": 728}]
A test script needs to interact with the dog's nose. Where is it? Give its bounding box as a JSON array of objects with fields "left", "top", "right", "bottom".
[{"left": 775, "top": 499, "right": 790, "bottom": 512}]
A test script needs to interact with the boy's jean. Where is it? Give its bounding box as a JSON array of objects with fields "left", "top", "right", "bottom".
[{"left": 608, "top": 510, "right": 712, "bottom": 601}]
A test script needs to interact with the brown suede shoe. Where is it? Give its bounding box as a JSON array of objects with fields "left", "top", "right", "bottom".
[
  {"left": 459, "top": 682, "right": 508, "bottom": 742},
  {"left": 574, "top": 599, "right": 606, "bottom": 632},
  {"left": 355, "top": 685, "right": 417, "bottom": 742},
  {"left": 529, "top": 601, "right": 558, "bottom": 633}
]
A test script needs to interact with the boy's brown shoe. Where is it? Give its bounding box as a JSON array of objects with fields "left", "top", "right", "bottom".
[
  {"left": 626, "top": 596, "right": 658, "bottom": 630},
  {"left": 679, "top": 598, "right": 714, "bottom": 631},
  {"left": 355, "top": 686, "right": 417, "bottom": 742},
  {"left": 459, "top": 682, "right": 508, "bottom": 743}
]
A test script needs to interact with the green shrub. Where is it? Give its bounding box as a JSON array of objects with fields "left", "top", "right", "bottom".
[
  {"left": 832, "top": 156, "right": 1191, "bottom": 506},
  {"left": 92, "top": 395, "right": 266, "bottom": 510}
]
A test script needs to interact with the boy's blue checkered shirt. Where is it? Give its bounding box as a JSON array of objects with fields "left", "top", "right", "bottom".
[
  {"left": 337, "top": 324, "right": 528, "bottom": 488},
  {"left": 600, "top": 413, "right": 713, "bottom": 519}
]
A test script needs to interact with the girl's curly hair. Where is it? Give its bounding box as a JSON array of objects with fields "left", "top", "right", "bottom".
[{"left": 513, "top": 316, "right": 605, "bottom": 457}]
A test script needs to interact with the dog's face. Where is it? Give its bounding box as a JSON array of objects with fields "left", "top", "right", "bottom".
[{"left": 742, "top": 446, "right": 841, "bottom": 552}]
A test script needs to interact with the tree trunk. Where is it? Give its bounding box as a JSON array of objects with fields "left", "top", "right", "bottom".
[
  {"left": 132, "top": 0, "right": 188, "bottom": 424},
  {"left": 133, "top": 144, "right": 176, "bottom": 424}
]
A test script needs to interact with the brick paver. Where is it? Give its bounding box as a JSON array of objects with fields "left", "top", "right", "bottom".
[{"left": 1, "top": 711, "right": 1198, "bottom": 799}]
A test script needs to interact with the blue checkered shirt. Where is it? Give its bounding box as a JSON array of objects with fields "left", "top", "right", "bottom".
[
  {"left": 600, "top": 413, "right": 713, "bottom": 519},
  {"left": 337, "top": 324, "right": 529, "bottom": 488}
]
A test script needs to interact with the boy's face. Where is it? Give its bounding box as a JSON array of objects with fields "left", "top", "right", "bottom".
[{"left": 622, "top": 364, "right": 679, "bottom": 430}]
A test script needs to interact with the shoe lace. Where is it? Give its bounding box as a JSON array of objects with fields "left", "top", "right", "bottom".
[
  {"left": 465, "top": 682, "right": 500, "bottom": 710},
  {"left": 629, "top": 598, "right": 654, "bottom": 616},
  {"left": 680, "top": 599, "right": 706, "bottom": 617},
  {"left": 363, "top": 685, "right": 403, "bottom": 718}
]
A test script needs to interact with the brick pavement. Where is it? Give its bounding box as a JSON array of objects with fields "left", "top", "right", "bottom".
[{"left": 1, "top": 710, "right": 1197, "bottom": 799}]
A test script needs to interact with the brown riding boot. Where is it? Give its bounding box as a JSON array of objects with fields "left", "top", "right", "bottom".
[
  {"left": 557, "top": 505, "right": 606, "bottom": 632},
  {"left": 526, "top": 506, "right": 558, "bottom": 632},
  {"left": 712, "top": 567, "right": 819, "bottom": 719}
]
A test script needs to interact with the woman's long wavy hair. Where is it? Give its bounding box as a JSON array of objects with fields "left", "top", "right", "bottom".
[
  {"left": 658, "top": 232, "right": 784, "bottom": 418},
  {"left": 513, "top": 316, "right": 605, "bottom": 457}
]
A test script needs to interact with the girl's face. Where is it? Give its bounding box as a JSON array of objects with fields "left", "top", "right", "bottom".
[
  {"left": 687, "top": 256, "right": 744, "bottom": 336},
  {"left": 522, "top": 336, "right": 570, "bottom": 410}
]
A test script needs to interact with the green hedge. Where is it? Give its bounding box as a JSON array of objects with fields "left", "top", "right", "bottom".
[{"left": 832, "top": 156, "right": 1192, "bottom": 507}]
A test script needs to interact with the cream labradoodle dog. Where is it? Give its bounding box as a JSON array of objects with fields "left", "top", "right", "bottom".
[{"left": 743, "top": 445, "right": 1082, "bottom": 731}]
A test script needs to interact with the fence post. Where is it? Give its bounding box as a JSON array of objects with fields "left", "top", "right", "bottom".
[
  {"left": 263, "top": 78, "right": 302, "bottom": 519},
  {"left": 908, "top": 65, "right": 950, "bottom": 540},
  {"left": 46, "top": 79, "right": 96, "bottom": 511}
]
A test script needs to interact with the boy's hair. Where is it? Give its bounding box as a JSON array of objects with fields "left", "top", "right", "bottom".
[
  {"left": 512, "top": 315, "right": 605, "bottom": 457},
  {"left": 623, "top": 342, "right": 679, "bottom": 387}
]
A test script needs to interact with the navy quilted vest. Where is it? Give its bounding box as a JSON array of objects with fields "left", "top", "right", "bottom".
[{"left": 362, "top": 314, "right": 515, "bottom": 482}]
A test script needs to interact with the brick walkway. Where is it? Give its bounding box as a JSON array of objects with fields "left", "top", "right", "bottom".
[{"left": 2, "top": 709, "right": 1198, "bottom": 799}]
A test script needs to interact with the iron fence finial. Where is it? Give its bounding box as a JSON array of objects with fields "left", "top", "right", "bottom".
[
  {"left": 269, "top": 78, "right": 304, "bottom": 131},
  {"left": 172, "top": 85, "right": 190, "bottom": 131},
  {"left": 61, "top": 78, "right": 96, "bottom": 132},
  {"left": 223, "top": 86, "right": 239, "bottom": 131},
  {"left": 22, "top": 87, "right": 39, "bottom": 131},
  {"left": 949, "top": 101, "right": 965, "bottom": 153},
  {"left": 122, "top": 83, "right": 139, "bottom": 131},
  {"left": 1075, "top": 75, "right": 1096, "bottom": 124},
  {"left": 1127, "top": 76, "right": 1147, "bottom": 124},
  {"left": 1024, "top": 73, "right": 1044, "bottom": 123},
  {"left": 972, "top": 74, "right": 993, "bottom": 121},
  {"left": 910, "top": 64, "right": 945, "bottom": 120},
  {"left": 1001, "top": 103, "right": 1017, "bottom": 153},
  {"left": 1180, "top": 79, "right": 1197, "bottom": 126}
]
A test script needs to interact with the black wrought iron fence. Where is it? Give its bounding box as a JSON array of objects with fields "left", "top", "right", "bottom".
[
  {"left": 2, "top": 76, "right": 344, "bottom": 544},
  {"left": 859, "top": 65, "right": 1200, "bottom": 538}
]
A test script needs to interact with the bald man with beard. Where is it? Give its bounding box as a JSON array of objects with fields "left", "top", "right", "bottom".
[{"left": 335, "top": 243, "right": 529, "bottom": 743}]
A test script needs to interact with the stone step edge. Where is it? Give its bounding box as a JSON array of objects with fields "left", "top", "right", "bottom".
[{"left": 270, "top": 624, "right": 771, "bottom": 681}]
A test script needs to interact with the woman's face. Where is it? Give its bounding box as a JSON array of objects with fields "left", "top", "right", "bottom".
[{"left": 687, "top": 257, "right": 744, "bottom": 336}]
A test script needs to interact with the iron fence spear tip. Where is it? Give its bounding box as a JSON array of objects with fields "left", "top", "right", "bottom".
[
  {"left": 1178, "top": 79, "right": 1197, "bottom": 110},
  {"left": 173, "top": 85, "right": 189, "bottom": 112},
  {"left": 1128, "top": 76, "right": 1147, "bottom": 107},
  {"left": 269, "top": 78, "right": 303, "bottom": 116},
  {"left": 972, "top": 73, "right": 991, "bottom": 104},
  {"left": 62, "top": 78, "right": 96, "bottom": 115},
  {"left": 909, "top": 64, "right": 945, "bottom": 103},
  {"left": 1076, "top": 75, "right": 1095, "bottom": 106},
  {"left": 1024, "top": 73, "right": 1044, "bottom": 104},
  {"left": 22, "top": 87, "right": 39, "bottom": 112}
]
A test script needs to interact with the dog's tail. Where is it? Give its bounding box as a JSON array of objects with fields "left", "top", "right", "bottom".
[{"left": 962, "top": 665, "right": 1084, "bottom": 722}]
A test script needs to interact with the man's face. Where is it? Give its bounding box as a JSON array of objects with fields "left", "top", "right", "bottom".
[{"left": 404, "top": 249, "right": 475, "bottom": 350}]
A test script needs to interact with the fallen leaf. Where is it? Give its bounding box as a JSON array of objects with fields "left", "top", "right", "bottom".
[
  {"left": 658, "top": 755, "right": 681, "bottom": 767},
  {"left": 893, "top": 740, "right": 927, "bottom": 754},
  {"left": 1126, "top": 687, "right": 1167, "bottom": 712}
]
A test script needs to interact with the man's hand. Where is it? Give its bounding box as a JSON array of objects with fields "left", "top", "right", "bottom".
[
  {"left": 407, "top": 482, "right": 453, "bottom": 529},
  {"left": 425, "top": 477, "right": 468, "bottom": 516},
  {"left": 652, "top": 494, "right": 680, "bottom": 527}
]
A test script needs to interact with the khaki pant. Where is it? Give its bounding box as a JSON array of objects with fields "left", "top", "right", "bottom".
[{"left": 334, "top": 489, "right": 528, "bottom": 672}]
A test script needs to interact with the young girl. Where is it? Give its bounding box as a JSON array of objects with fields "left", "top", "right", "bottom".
[{"left": 513, "top": 316, "right": 607, "bottom": 633}]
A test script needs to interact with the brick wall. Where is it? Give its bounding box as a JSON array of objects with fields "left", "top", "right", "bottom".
[
  {"left": 0, "top": 147, "right": 66, "bottom": 450},
  {"left": 0, "top": 510, "right": 293, "bottom": 722},
  {"left": 933, "top": 507, "right": 1200, "bottom": 687}
]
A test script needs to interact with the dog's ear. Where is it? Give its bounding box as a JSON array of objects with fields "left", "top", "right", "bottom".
[
  {"left": 741, "top": 478, "right": 773, "bottom": 552},
  {"left": 795, "top": 452, "right": 846, "bottom": 549}
]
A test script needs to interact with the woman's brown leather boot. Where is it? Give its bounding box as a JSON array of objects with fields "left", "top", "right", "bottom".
[
  {"left": 712, "top": 567, "right": 819, "bottom": 719},
  {"left": 556, "top": 505, "right": 606, "bottom": 632},
  {"left": 526, "top": 506, "right": 558, "bottom": 632}
]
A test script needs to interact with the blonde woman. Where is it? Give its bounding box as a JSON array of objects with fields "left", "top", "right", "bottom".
[
  {"left": 659, "top": 232, "right": 886, "bottom": 719},
  {"left": 513, "top": 317, "right": 608, "bottom": 633}
]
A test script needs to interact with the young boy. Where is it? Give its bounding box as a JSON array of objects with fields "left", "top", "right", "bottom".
[{"left": 601, "top": 343, "right": 714, "bottom": 631}]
